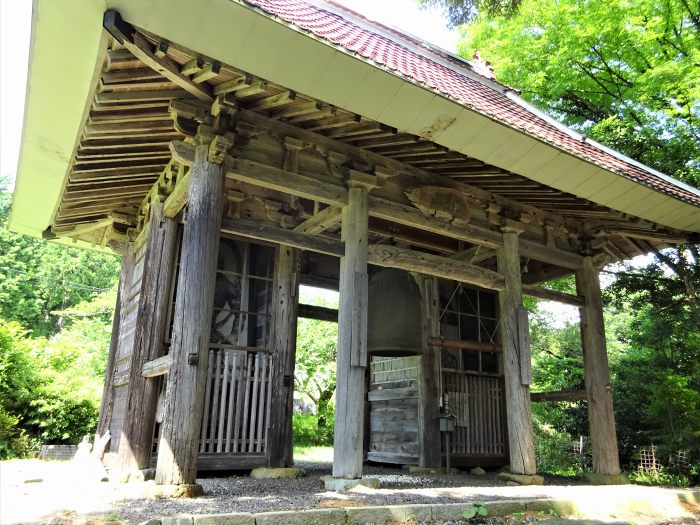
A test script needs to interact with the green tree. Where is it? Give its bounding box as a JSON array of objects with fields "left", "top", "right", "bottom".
[
  {"left": 458, "top": 0, "right": 699, "bottom": 186},
  {"left": 295, "top": 289, "right": 338, "bottom": 430},
  {"left": 417, "top": 0, "right": 523, "bottom": 25},
  {"left": 0, "top": 179, "right": 120, "bottom": 336}
]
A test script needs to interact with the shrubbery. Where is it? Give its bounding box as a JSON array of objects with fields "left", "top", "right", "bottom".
[
  {"left": 292, "top": 413, "right": 335, "bottom": 447},
  {"left": 0, "top": 291, "right": 114, "bottom": 458}
]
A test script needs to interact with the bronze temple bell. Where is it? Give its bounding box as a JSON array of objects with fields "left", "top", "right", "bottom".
[{"left": 367, "top": 268, "right": 423, "bottom": 357}]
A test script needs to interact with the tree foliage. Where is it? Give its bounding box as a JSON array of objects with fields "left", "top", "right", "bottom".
[
  {"left": 451, "top": 0, "right": 700, "bottom": 473},
  {"left": 0, "top": 181, "right": 120, "bottom": 456},
  {"left": 458, "top": 0, "right": 699, "bottom": 185},
  {"left": 0, "top": 179, "right": 120, "bottom": 337},
  {"left": 417, "top": 0, "right": 523, "bottom": 26},
  {"left": 294, "top": 289, "right": 339, "bottom": 431}
]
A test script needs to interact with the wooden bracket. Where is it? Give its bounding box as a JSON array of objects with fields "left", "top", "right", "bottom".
[
  {"left": 208, "top": 133, "right": 236, "bottom": 164},
  {"left": 347, "top": 169, "right": 379, "bottom": 190}
]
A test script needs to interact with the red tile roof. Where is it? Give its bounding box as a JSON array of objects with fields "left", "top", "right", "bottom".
[{"left": 244, "top": 0, "right": 700, "bottom": 207}]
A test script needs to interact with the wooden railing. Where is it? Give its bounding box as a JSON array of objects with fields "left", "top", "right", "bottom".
[
  {"left": 199, "top": 348, "right": 272, "bottom": 455},
  {"left": 443, "top": 371, "right": 505, "bottom": 457}
]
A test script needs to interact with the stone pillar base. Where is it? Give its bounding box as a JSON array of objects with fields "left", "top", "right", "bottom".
[
  {"left": 143, "top": 483, "right": 203, "bottom": 499},
  {"left": 583, "top": 472, "right": 631, "bottom": 485},
  {"left": 250, "top": 467, "right": 305, "bottom": 479},
  {"left": 497, "top": 472, "right": 544, "bottom": 485},
  {"left": 321, "top": 476, "right": 380, "bottom": 491},
  {"left": 406, "top": 466, "right": 443, "bottom": 474}
]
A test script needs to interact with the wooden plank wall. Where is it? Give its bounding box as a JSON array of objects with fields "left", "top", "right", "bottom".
[
  {"left": 443, "top": 371, "right": 505, "bottom": 457},
  {"left": 368, "top": 356, "right": 420, "bottom": 464},
  {"left": 110, "top": 239, "right": 148, "bottom": 451}
]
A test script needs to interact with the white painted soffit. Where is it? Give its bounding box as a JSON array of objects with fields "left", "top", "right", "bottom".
[
  {"left": 11, "top": 0, "right": 700, "bottom": 240},
  {"left": 9, "top": 0, "right": 108, "bottom": 239}
]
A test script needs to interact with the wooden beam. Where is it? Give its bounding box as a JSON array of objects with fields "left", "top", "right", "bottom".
[
  {"left": 155, "top": 142, "right": 225, "bottom": 485},
  {"left": 221, "top": 217, "right": 503, "bottom": 290},
  {"left": 170, "top": 139, "right": 583, "bottom": 271},
  {"left": 118, "top": 204, "right": 178, "bottom": 473},
  {"left": 498, "top": 231, "right": 537, "bottom": 475},
  {"left": 333, "top": 184, "right": 369, "bottom": 479},
  {"left": 236, "top": 110, "right": 581, "bottom": 237},
  {"left": 429, "top": 337, "right": 502, "bottom": 353},
  {"left": 451, "top": 246, "right": 497, "bottom": 264},
  {"left": 417, "top": 276, "right": 441, "bottom": 468},
  {"left": 368, "top": 244, "right": 504, "bottom": 291},
  {"left": 103, "top": 11, "right": 213, "bottom": 102},
  {"left": 293, "top": 206, "right": 342, "bottom": 234},
  {"left": 298, "top": 303, "right": 338, "bottom": 322},
  {"left": 191, "top": 62, "right": 221, "bottom": 84},
  {"left": 221, "top": 218, "right": 344, "bottom": 257},
  {"left": 180, "top": 57, "right": 204, "bottom": 76},
  {"left": 531, "top": 389, "right": 586, "bottom": 402},
  {"left": 246, "top": 90, "right": 296, "bottom": 110},
  {"left": 577, "top": 256, "right": 621, "bottom": 476},
  {"left": 171, "top": 139, "right": 349, "bottom": 206},
  {"left": 267, "top": 246, "right": 300, "bottom": 467},
  {"left": 141, "top": 354, "right": 172, "bottom": 378},
  {"left": 522, "top": 285, "right": 585, "bottom": 307}
]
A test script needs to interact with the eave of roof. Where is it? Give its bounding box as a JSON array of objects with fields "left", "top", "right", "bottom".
[{"left": 9, "top": 0, "right": 700, "bottom": 242}]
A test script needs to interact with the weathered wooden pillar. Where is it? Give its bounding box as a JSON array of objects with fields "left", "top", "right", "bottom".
[
  {"left": 268, "top": 245, "right": 300, "bottom": 467},
  {"left": 497, "top": 230, "right": 537, "bottom": 475},
  {"left": 155, "top": 140, "right": 225, "bottom": 485},
  {"left": 577, "top": 256, "right": 621, "bottom": 476},
  {"left": 97, "top": 246, "right": 134, "bottom": 439},
  {"left": 416, "top": 274, "right": 441, "bottom": 468},
  {"left": 118, "top": 202, "right": 178, "bottom": 473},
  {"left": 333, "top": 174, "right": 372, "bottom": 479}
]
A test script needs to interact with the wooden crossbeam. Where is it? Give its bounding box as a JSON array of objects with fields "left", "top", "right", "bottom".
[
  {"left": 293, "top": 206, "right": 342, "bottom": 234},
  {"left": 451, "top": 245, "right": 497, "bottom": 264},
  {"left": 521, "top": 285, "right": 585, "bottom": 307},
  {"left": 180, "top": 57, "right": 204, "bottom": 76},
  {"left": 246, "top": 90, "right": 296, "bottom": 110},
  {"left": 222, "top": 217, "right": 344, "bottom": 257},
  {"left": 531, "top": 389, "right": 586, "bottom": 402},
  {"left": 221, "top": 218, "right": 504, "bottom": 290},
  {"left": 191, "top": 62, "right": 221, "bottom": 84},
  {"left": 103, "top": 11, "right": 213, "bottom": 102},
  {"left": 142, "top": 355, "right": 171, "bottom": 378},
  {"left": 170, "top": 139, "right": 584, "bottom": 270}
]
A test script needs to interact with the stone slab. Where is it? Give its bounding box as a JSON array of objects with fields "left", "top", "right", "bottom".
[
  {"left": 161, "top": 518, "right": 194, "bottom": 525},
  {"left": 254, "top": 508, "right": 345, "bottom": 525},
  {"left": 322, "top": 476, "right": 381, "bottom": 491},
  {"left": 250, "top": 467, "right": 305, "bottom": 480},
  {"left": 345, "top": 504, "right": 432, "bottom": 524},
  {"left": 582, "top": 473, "right": 630, "bottom": 485},
  {"left": 497, "top": 472, "right": 545, "bottom": 485},
  {"left": 525, "top": 498, "right": 579, "bottom": 516},
  {"left": 193, "top": 512, "right": 255, "bottom": 525}
]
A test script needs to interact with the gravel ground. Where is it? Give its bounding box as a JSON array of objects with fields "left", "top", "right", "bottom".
[
  {"left": 2, "top": 459, "right": 698, "bottom": 525},
  {"left": 108, "top": 460, "right": 573, "bottom": 521}
]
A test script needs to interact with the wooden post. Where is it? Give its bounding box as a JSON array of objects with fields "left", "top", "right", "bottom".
[
  {"left": 577, "top": 256, "right": 621, "bottom": 475},
  {"left": 118, "top": 202, "right": 178, "bottom": 473},
  {"left": 97, "top": 247, "right": 133, "bottom": 440},
  {"left": 155, "top": 141, "right": 225, "bottom": 485},
  {"left": 333, "top": 177, "right": 372, "bottom": 479},
  {"left": 416, "top": 275, "right": 441, "bottom": 467},
  {"left": 267, "top": 245, "right": 300, "bottom": 467},
  {"left": 497, "top": 230, "right": 537, "bottom": 475}
]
